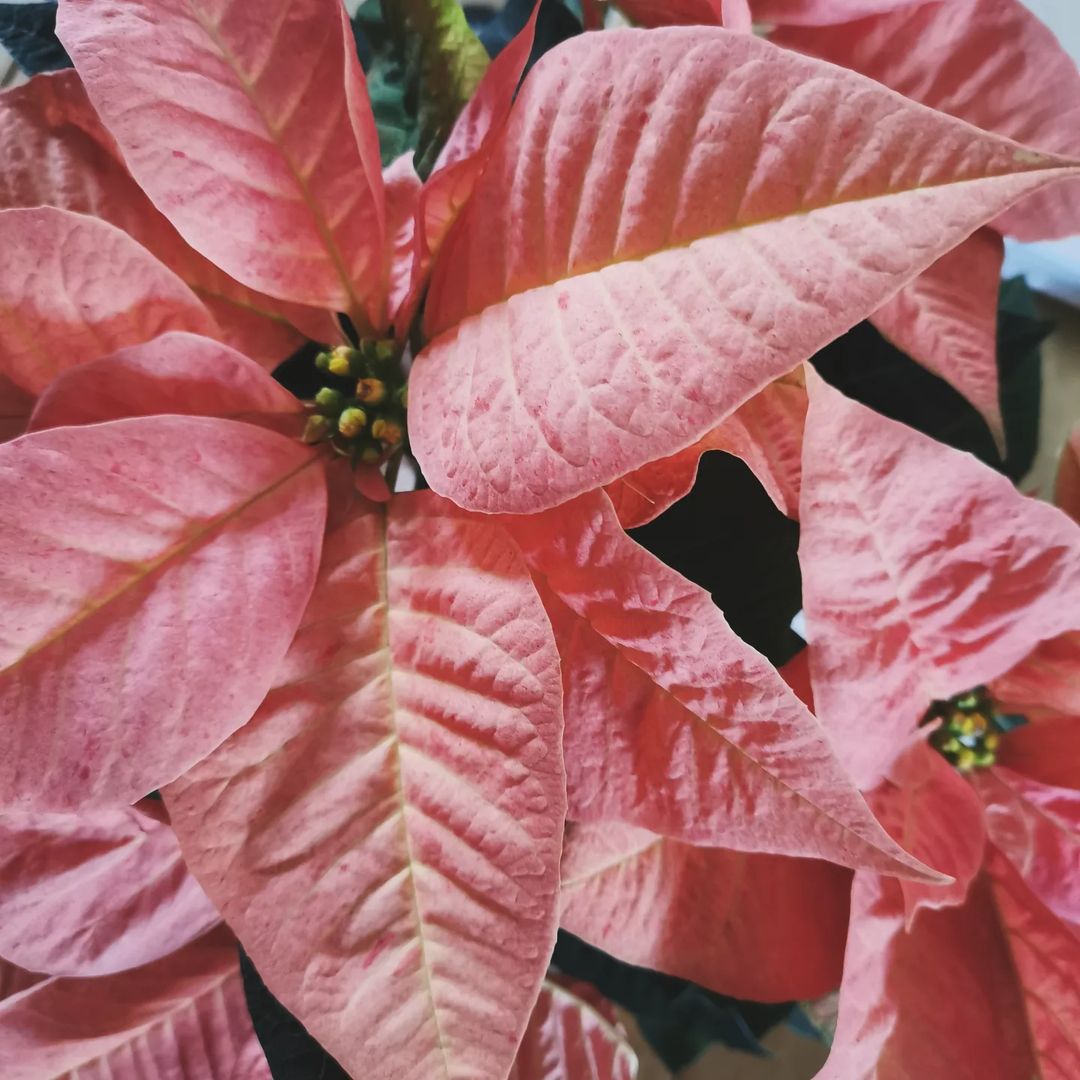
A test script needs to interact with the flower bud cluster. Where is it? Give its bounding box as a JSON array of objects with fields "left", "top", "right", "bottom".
[
  {"left": 303, "top": 341, "right": 408, "bottom": 464},
  {"left": 923, "top": 686, "right": 1025, "bottom": 771}
]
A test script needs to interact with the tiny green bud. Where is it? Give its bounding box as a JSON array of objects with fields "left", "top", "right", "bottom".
[
  {"left": 328, "top": 345, "right": 358, "bottom": 377},
  {"left": 374, "top": 340, "right": 396, "bottom": 364},
  {"left": 315, "top": 387, "right": 344, "bottom": 412},
  {"left": 302, "top": 414, "right": 332, "bottom": 444},
  {"left": 395, "top": 384, "right": 408, "bottom": 408},
  {"left": 315, "top": 351, "right": 332, "bottom": 372},
  {"left": 358, "top": 444, "right": 382, "bottom": 465},
  {"left": 338, "top": 406, "right": 368, "bottom": 438}
]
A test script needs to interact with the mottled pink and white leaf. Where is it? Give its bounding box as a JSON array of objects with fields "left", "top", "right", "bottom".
[
  {"left": 30, "top": 332, "right": 303, "bottom": 435},
  {"left": 58, "top": 0, "right": 387, "bottom": 319},
  {"left": 0, "top": 416, "right": 326, "bottom": 812},
  {"left": 0, "top": 803, "right": 219, "bottom": 977},
  {"left": 0, "top": 207, "right": 216, "bottom": 395},
  {"left": 411, "top": 27, "right": 1079, "bottom": 512}
]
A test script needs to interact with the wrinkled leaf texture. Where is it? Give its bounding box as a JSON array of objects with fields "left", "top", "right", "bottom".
[
  {"left": 167, "top": 489, "right": 565, "bottom": 1080},
  {"left": 0, "top": 415, "right": 327, "bottom": 811},
  {"left": 0, "top": 803, "right": 219, "bottom": 977},
  {"left": 410, "top": 26, "right": 1079, "bottom": 512}
]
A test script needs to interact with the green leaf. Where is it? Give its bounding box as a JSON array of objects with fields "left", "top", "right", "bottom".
[{"left": 354, "top": 0, "right": 489, "bottom": 176}]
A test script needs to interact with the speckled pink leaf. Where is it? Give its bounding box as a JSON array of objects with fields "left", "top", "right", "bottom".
[
  {"left": 1057, "top": 423, "right": 1080, "bottom": 524},
  {"left": 509, "top": 981, "right": 638, "bottom": 1080},
  {"left": 984, "top": 845, "right": 1080, "bottom": 1079},
  {"left": 410, "top": 26, "right": 1079, "bottom": 513},
  {"left": 819, "top": 870, "right": 1038, "bottom": 1080},
  {"left": 0, "top": 416, "right": 326, "bottom": 812},
  {"left": 58, "top": 0, "right": 386, "bottom": 321},
  {"left": 166, "top": 491, "right": 565, "bottom": 1080},
  {"left": 769, "top": 0, "right": 1080, "bottom": 240},
  {"left": 561, "top": 822, "right": 849, "bottom": 1000},
  {"left": 0, "top": 803, "right": 218, "bottom": 977},
  {"left": 870, "top": 229, "right": 1006, "bottom": 447},
  {"left": 0, "top": 207, "right": 217, "bottom": 395},
  {"left": 0, "top": 926, "right": 269, "bottom": 1080},
  {"left": 605, "top": 372, "right": 807, "bottom": 526},
  {"left": 30, "top": 332, "right": 303, "bottom": 435},
  {"left": 975, "top": 768, "right": 1080, "bottom": 928},
  {"left": 869, "top": 742, "right": 986, "bottom": 921},
  {"left": 800, "top": 371, "right": 1080, "bottom": 788},
  {"left": 0, "top": 71, "right": 326, "bottom": 368},
  {"left": 506, "top": 490, "right": 942, "bottom": 880}
]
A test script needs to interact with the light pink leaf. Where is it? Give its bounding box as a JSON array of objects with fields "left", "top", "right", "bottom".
[
  {"left": 166, "top": 490, "right": 565, "bottom": 1080},
  {"left": 1057, "top": 423, "right": 1080, "bottom": 524},
  {"left": 819, "top": 870, "right": 1038, "bottom": 1080},
  {"left": 0, "top": 416, "right": 327, "bottom": 812},
  {"left": 0, "top": 926, "right": 269, "bottom": 1080},
  {"left": 506, "top": 490, "right": 943, "bottom": 880},
  {"left": 58, "top": 0, "right": 387, "bottom": 321},
  {"left": 799, "top": 371, "right": 1080, "bottom": 787},
  {"left": 410, "top": 26, "right": 1079, "bottom": 513},
  {"left": 986, "top": 844, "right": 1080, "bottom": 1079},
  {"left": 870, "top": 229, "right": 1006, "bottom": 448},
  {"left": 0, "top": 207, "right": 217, "bottom": 395},
  {"left": 869, "top": 742, "right": 986, "bottom": 921},
  {"left": 997, "top": 712, "right": 1080, "bottom": 792},
  {"left": 769, "top": 0, "right": 1080, "bottom": 240},
  {"left": 605, "top": 372, "right": 806, "bottom": 526},
  {"left": 561, "top": 822, "right": 849, "bottom": 1000},
  {"left": 0, "top": 70, "right": 325, "bottom": 369},
  {"left": 29, "top": 331, "right": 303, "bottom": 435},
  {"left": 509, "top": 981, "right": 638, "bottom": 1080},
  {"left": 0, "top": 803, "right": 219, "bottom": 977},
  {"left": 722, "top": 0, "right": 753, "bottom": 31},
  {"left": 384, "top": 154, "right": 423, "bottom": 335},
  {"left": 975, "top": 768, "right": 1080, "bottom": 928}
]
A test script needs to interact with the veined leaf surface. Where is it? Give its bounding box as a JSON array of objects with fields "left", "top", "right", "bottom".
[{"left": 167, "top": 490, "right": 565, "bottom": 1080}]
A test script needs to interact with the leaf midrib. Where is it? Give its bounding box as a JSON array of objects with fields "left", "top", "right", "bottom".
[{"left": 1, "top": 448, "right": 323, "bottom": 681}]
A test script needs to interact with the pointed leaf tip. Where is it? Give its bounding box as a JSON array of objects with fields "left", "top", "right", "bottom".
[{"left": 506, "top": 490, "right": 949, "bottom": 884}]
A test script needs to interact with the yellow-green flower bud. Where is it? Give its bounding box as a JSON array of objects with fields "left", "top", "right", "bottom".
[
  {"left": 338, "top": 407, "right": 368, "bottom": 438},
  {"left": 328, "top": 345, "right": 357, "bottom": 377},
  {"left": 302, "top": 414, "right": 332, "bottom": 444},
  {"left": 315, "top": 387, "right": 344, "bottom": 412}
]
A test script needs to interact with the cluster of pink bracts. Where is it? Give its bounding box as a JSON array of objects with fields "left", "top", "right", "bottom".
[{"left": 0, "top": 0, "right": 1078, "bottom": 1078}]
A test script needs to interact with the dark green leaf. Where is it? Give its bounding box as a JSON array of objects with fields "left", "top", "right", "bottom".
[
  {"left": 465, "top": 0, "right": 582, "bottom": 72},
  {"left": 354, "top": 0, "right": 489, "bottom": 176},
  {"left": 813, "top": 280, "right": 1051, "bottom": 483},
  {"left": 239, "top": 948, "right": 350, "bottom": 1080},
  {"left": 0, "top": 2, "right": 71, "bottom": 75},
  {"left": 631, "top": 452, "right": 804, "bottom": 668},
  {"left": 553, "top": 932, "right": 793, "bottom": 1072}
]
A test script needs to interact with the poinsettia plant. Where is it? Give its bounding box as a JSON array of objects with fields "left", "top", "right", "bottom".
[{"left": 0, "top": 0, "right": 1078, "bottom": 1077}]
